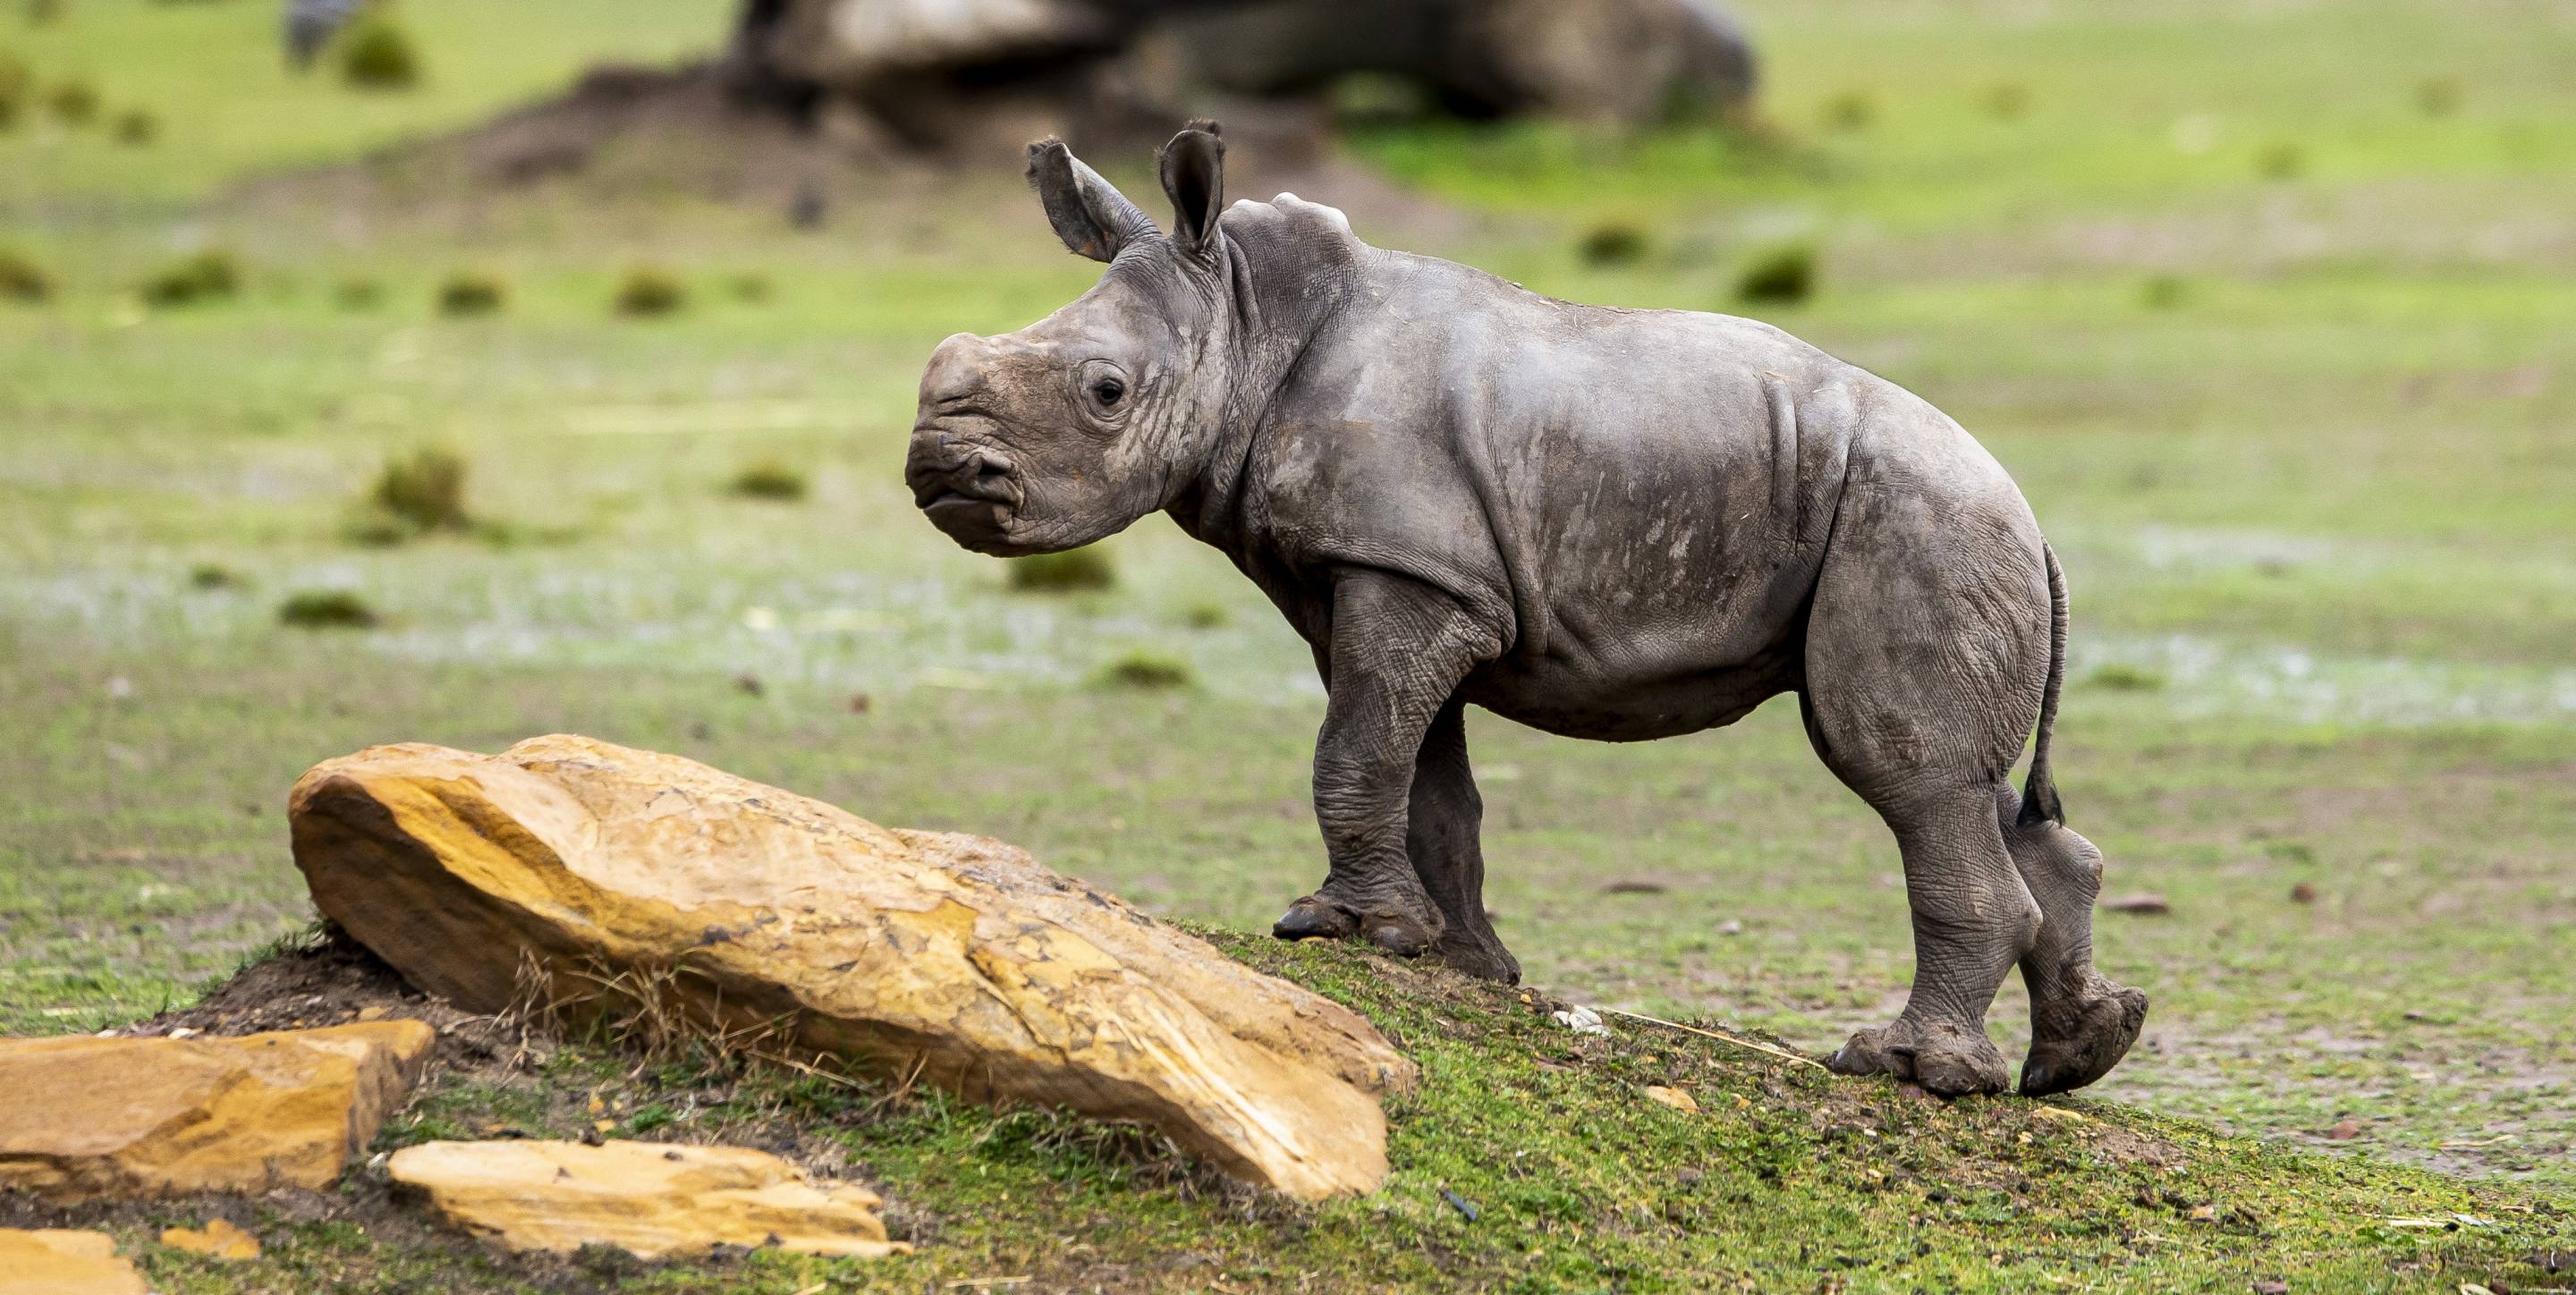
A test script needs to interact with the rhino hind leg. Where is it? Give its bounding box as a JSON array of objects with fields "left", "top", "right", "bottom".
[
  {"left": 1817, "top": 787, "right": 2035, "bottom": 1096},
  {"left": 2003, "top": 806, "right": 2148, "bottom": 1096},
  {"left": 1405, "top": 698, "right": 1521, "bottom": 983},
  {"left": 1799, "top": 481, "right": 2069, "bottom": 1097}
]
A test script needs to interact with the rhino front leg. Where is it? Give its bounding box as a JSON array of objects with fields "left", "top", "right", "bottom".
[
  {"left": 1275, "top": 571, "right": 1500, "bottom": 959},
  {"left": 1406, "top": 697, "right": 1521, "bottom": 983}
]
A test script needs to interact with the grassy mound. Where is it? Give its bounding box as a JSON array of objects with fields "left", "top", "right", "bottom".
[{"left": 13, "top": 928, "right": 2568, "bottom": 1293}]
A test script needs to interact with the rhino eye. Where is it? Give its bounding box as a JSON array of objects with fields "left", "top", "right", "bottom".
[{"left": 1090, "top": 377, "right": 1126, "bottom": 407}]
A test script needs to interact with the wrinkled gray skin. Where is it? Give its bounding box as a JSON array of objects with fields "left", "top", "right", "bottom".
[{"left": 906, "top": 123, "right": 2148, "bottom": 1097}]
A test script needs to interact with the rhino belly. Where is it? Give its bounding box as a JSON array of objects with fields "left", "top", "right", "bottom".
[{"left": 1464, "top": 629, "right": 1806, "bottom": 742}]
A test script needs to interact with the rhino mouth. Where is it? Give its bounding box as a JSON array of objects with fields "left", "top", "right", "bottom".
[
  {"left": 921, "top": 491, "right": 1016, "bottom": 543},
  {"left": 907, "top": 427, "right": 1026, "bottom": 549}
]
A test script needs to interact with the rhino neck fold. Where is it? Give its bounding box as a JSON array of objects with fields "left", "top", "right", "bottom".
[{"left": 1163, "top": 229, "right": 1358, "bottom": 553}]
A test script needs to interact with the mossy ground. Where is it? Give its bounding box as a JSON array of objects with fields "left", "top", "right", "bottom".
[{"left": 8, "top": 928, "right": 2566, "bottom": 1293}]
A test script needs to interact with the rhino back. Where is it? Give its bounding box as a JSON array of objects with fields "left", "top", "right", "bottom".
[{"left": 1255, "top": 248, "right": 1896, "bottom": 739}]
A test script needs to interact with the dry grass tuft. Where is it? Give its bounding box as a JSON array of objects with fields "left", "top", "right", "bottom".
[
  {"left": 1735, "top": 243, "right": 1815, "bottom": 306},
  {"left": 1007, "top": 546, "right": 1114, "bottom": 592},
  {"left": 726, "top": 460, "right": 809, "bottom": 502}
]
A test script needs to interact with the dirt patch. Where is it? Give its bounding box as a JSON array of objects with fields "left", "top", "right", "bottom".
[
  {"left": 115, "top": 926, "right": 525, "bottom": 1073},
  {"left": 229, "top": 61, "right": 1473, "bottom": 249}
]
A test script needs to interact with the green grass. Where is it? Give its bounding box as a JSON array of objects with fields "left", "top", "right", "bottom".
[
  {"left": 0, "top": 0, "right": 717, "bottom": 203},
  {"left": 2, "top": 0, "right": 2572, "bottom": 1287},
  {"left": 48, "top": 932, "right": 2576, "bottom": 1291}
]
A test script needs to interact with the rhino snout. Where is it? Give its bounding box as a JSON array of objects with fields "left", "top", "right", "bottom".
[{"left": 907, "top": 436, "right": 1023, "bottom": 545}]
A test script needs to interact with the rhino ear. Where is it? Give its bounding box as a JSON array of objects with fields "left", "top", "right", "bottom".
[
  {"left": 1027, "top": 137, "right": 1157, "bottom": 263},
  {"left": 1157, "top": 119, "right": 1225, "bottom": 259}
]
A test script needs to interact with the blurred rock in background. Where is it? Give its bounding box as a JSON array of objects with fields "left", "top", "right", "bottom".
[{"left": 289, "top": 0, "right": 1757, "bottom": 165}]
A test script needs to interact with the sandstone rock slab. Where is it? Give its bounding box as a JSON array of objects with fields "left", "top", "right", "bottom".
[
  {"left": 388, "top": 1139, "right": 904, "bottom": 1259},
  {"left": 0, "top": 1230, "right": 147, "bottom": 1295},
  {"left": 291, "top": 735, "right": 1413, "bottom": 1199},
  {"left": 0, "top": 1020, "right": 435, "bottom": 1201}
]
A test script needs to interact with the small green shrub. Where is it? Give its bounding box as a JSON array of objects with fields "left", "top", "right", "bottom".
[
  {"left": 436, "top": 271, "right": 505, "bottom": 317},
  {"left": 278, "top": 590, "right": 379, "bottom": 629},
  {"left": 2415, "top": 76, "right": 2462, "bottom": 117},
  {"left": 139, "top": 250, "right": 242, "bottom": 307},
  {"left": 0, "top": 248, "right": 48, "bottom": 303},
  {"left": 2085, "top": 663, "right": 2167, "bottom": 692},
  {"left": 612, "top": 267, "right": 685, "bottom": 317},
  {"left": 1097, "top": 649, "right": 1192, "bottom": 690},
  {"left": 1007, "top": 547, "right": 1114, "bottom": 593},
  {"left": 371, "top": 445, "right": 471, "bottom": 533},
  {"left": 47, "top": 78, "right": 97, "bottom": 126},
  {"left": 1735, "top": 244, "right": 1816, "bottom": 306},
  {"left": 1821, "top": 89, "right": 1875, "bottom": 132},
  {"left": 111, "top": 106, "right": 154, "bottom": 145},
  {"left": 0, "top": 55, "right": 26, "bottom": 130},
  {"left": 2140, "top": 275, "right": 2190, "bottom": 309},
  {"left": 187, "top": 563, "right": 243, "bottom": 590},
  {"left": 2255, "top": 141, "right": 2305, "bottom": 181},
  {"left": 340, "top": 13, "right": 420, "bottom": 90},
  {"left": 726, "top": 461, "right": 808, "bottom": 502},
  {"left": 1577, "top": 223, "right": 1648, "bottom": 268}
]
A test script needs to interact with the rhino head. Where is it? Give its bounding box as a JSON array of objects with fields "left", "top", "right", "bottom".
[{"left": 906, "top": 123, "right": 1236, "bottom": 557}]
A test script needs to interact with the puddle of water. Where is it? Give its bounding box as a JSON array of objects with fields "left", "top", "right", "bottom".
[{"left": 2072, "top": 632, "right": 2576, "bottom": 724}]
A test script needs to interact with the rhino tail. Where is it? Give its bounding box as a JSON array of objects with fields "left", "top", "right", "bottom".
[{"left": 2018, "top": 540, "right": 2069, "bottom": 828}]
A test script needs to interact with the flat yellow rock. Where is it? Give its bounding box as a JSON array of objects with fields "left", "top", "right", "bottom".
[
  {"left": 0, "top": 1230, "right": 148, "bottom": 1295},
  {"left": 292, "top": 736, "right": 1414, "bottom": 1200},
  {"left": 0, "top": 1020, "right": 436, "bottom": 1202},
  {"left": 158, "top": 1217, "right": 261, "bottom": 1260},
  {"left": 388, "top": 1139, "right": 907, "bottom": 1260}
]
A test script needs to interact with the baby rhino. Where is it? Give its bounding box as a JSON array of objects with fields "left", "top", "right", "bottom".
[{"left": 906, "top": 122, "right": 2148, "bottom": 1097}]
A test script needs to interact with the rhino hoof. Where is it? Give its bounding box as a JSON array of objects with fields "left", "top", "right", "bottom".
[
  {"left": 1272, "top": 897, "right": 1358, "bottom": 942},
  {"left": 1363, "top": 917, "right": 1436, "bottom": 958},
  {"left": 2020, "top": 981, "right": 2148, "bottom": 1096}
]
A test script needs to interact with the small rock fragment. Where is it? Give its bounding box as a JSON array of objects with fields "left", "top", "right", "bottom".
[
  {"left": 0, "top": 1021, "right": 435, "bottom": 1201},
  {"left": 157, "top": 1219, "right": 260, "bottom": 1261},
  {"left": 1552, "top": 1006, "right": 1609, "bottom": 1037},
  {"left": 2288, "top": 883, "right": 2317, "bottom": 904},
  {"left": 387, "top": 1139, "right": 907, "bottom": 1259},
  {"left": 2326, "top": 1118, "right": 2362, "bottom": 1140},
  {"left": 0, "top": 1229, "right": 147, "bottom": 1295}
]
